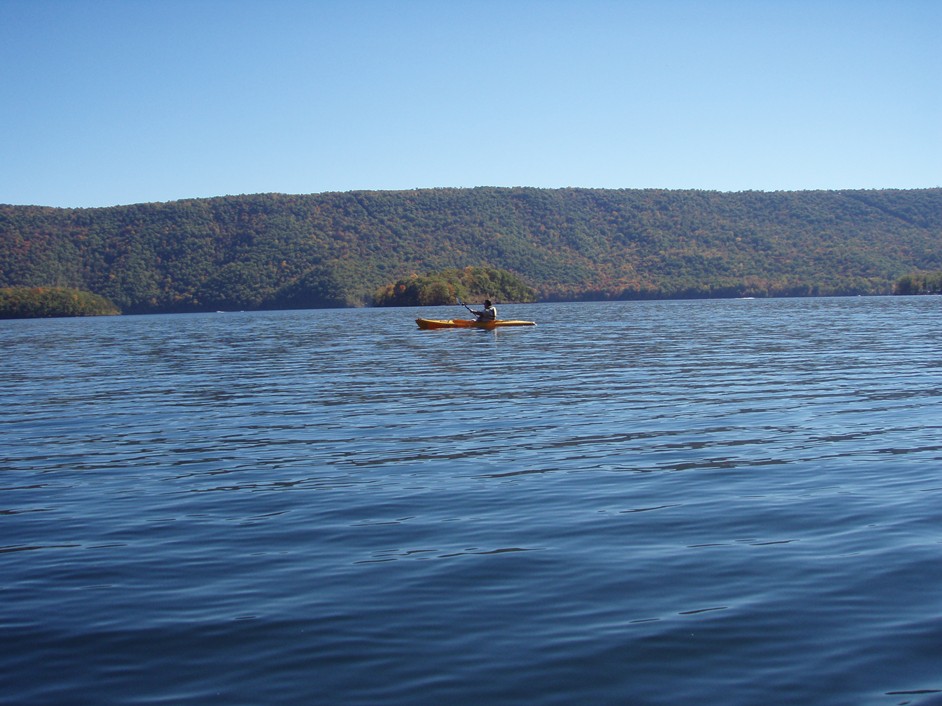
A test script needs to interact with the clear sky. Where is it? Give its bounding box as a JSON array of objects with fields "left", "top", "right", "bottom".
[{"left": 1, "top": 0, "right": 939, "bottom": 208}]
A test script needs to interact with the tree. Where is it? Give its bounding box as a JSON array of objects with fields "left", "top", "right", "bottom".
[
  {"left": 0, "top": 286, "right": 120, "bottom": 318},
  {"left": 373, "top": 266, "right": 536, "bottom": 306}
]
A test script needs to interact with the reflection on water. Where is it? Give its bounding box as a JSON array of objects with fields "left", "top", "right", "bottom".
[{"left": 1, "top": 297, "right": 941, "bottom": 705}]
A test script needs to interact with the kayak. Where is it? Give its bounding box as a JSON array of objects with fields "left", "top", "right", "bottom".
[{"left": 416, "top": 318, "right": 536, "bottom": 330}]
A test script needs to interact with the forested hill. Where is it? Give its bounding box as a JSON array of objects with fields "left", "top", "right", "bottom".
[{"left": 2, "top": 187, "right": 940, "bottom": 313}]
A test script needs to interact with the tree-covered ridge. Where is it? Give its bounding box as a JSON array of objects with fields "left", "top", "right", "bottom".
[
  {"left": 895, "top": 271, "right": 942, "bottom": 294},
  {"left": 0, "top": 286, "right": 120, "bottom": 318},
  {"left": 374, "top": 266, "right": 536, "bottom": 306},
  {"left": 2, "top": 187, "right": 941, "bottom": 313}
]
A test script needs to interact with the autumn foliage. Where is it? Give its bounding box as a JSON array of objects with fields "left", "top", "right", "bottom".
[{"left": 2, "top": 188, "right": 941, "bottom": 313}]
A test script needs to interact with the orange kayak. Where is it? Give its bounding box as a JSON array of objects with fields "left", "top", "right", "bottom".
[{"left": 416, "top": 318, "right": 536, "bottom": 330}]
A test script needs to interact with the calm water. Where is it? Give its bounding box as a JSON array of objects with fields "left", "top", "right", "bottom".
[{"left": 1, "top": 298, "right": 941, "bottom": 705}]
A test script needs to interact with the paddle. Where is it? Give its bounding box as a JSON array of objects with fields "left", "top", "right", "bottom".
[{"left": 456, "top": 295, "right": 476, "bottom": 316}]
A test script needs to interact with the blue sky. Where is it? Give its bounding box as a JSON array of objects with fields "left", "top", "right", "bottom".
[{"left": 1, "top": 0, "right": 939, "bottom": 208}]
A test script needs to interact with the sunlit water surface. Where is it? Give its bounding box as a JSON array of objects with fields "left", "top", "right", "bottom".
[{"left": 2, "top": 298, "right": 941, "bottom": 705}]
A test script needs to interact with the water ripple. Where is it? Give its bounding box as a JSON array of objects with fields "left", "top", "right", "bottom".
[{"left": 1, "top": 298, "right": 941, "bottom": 705}]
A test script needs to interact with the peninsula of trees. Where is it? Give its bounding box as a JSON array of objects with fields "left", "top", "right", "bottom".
[
  {"left": 0, "top": 286, "right": 120, "bottom": 319},
  {"left": 895, "top": 271, "right": 942, "bottom": 295},
  {"left": 2, "top": 187, "right": 940, "bottom": 314}
]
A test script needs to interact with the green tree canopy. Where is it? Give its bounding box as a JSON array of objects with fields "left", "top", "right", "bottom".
[
  {"left": 374, "top": 266, "right": 537, "bottom": 306},
  {"left": 3, "top": 188, "right": 941, "bottom": 312},
  {"left": 895, "top": 271, "right": 942, "bottom": 295},
  {"left": 0, "top": 286, "right": 120, "bottom": 318}
]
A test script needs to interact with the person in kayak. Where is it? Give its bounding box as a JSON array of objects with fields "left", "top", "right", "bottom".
[{"left": 473, "top": 299, "right": 497, "bottom": 322}]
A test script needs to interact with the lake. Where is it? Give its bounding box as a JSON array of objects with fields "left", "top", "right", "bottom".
[{"left": 1, "top": 297, "right": 941, "bottom": 705}]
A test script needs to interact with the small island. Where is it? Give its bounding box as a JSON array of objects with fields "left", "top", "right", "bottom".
[
  {"left": 0, "top": 287, "right": 121, "bottom": 319},
  {"left": 373, "top": 266, "right": 536, "bottom": 306}
]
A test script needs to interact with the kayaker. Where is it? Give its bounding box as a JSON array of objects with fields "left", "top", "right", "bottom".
[{"left": 473, "top": 299, "right": 497, "bottom": 322}]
